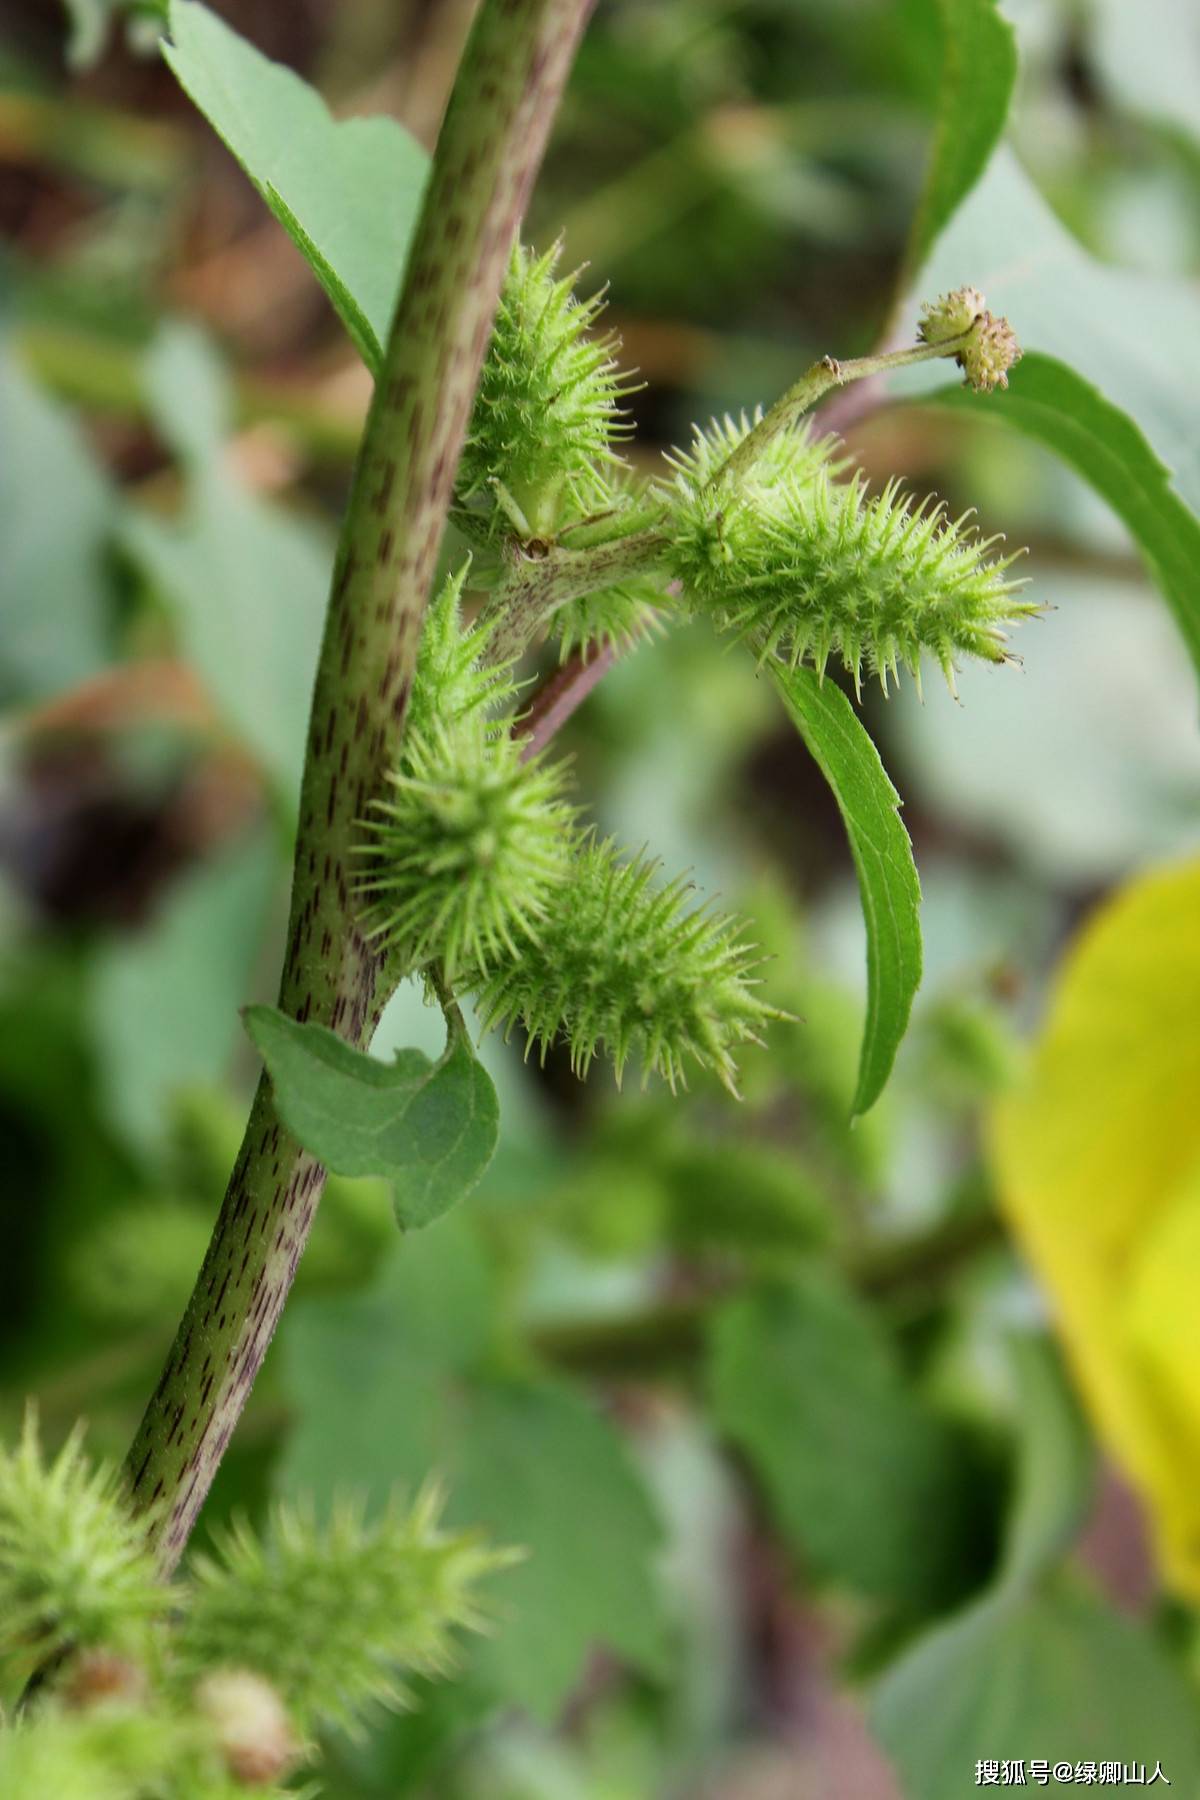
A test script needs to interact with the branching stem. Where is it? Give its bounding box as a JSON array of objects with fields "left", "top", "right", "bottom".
[
  {"left": 479, "top": 333, "right": 974, "bottom": 665},
  {"left": 123, "top": 0, "right": 595, "bottom": 1573}
]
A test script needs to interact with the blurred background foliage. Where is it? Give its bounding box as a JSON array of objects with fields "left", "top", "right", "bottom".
[{"left": 2, "top": 1, "right": 1200, "bottom": 1795}]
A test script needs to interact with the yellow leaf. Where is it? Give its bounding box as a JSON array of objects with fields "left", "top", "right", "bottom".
[{"left": 989, "top": 856, "right": 1200, "bottom": 1596}]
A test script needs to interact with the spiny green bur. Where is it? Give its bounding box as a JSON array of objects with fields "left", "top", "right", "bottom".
[
  {"left": 664, "top": 415, "right": 1034, "bottom": 696},
  {"left": 455, "top": 240, "right": 636, "bottom": 543},
  {"left": 475, "top": 838, "right": 787, "bottom": 1093},
  {"left": 352, "top": 255, "right": 1031, "bottom": 1098},
  {"left": 0, "top": 1416, "right": 508, "bottom": 1793},
  {"left": 355, "top": 569, "right": 576, "bottom": 981}
]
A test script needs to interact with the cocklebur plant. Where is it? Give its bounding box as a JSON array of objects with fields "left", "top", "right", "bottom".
[
  {"left": 113, "top": 0, "right": 1031, "bottom": 1657},
  {"left": 0, "top": 1414, "right": 508, "bottom": 1796},
  {"left": 339, "top": 259, "right": 1027, "bottom": 1090}
]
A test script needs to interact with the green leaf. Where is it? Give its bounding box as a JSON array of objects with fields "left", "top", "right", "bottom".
[
  {"left": 120, "top": 332, "right": 333, "bottom": 799},
  {"left": 872, "top": 1579, "right": 1200, "bottom": 1798},
  {"left": 161, "top": 0, "right": 428, "bottom": 371},
  {"left": 90, "top": 832, "right": 278, "bottom": 1154},
  {"left": 244, "top": 1004, "right": 499, "bottom": 1232},
  {"left": 709, "top": 1272, "right": 981, "bottom": 1611},
  {"left": 773, "top": 666, "right": 922, "bottom": 1115},
  {"left": 997, "top": 1336, "right": 1093, "bottom": 1594},
  {"left": 279, "top": 1222, "right": 668, "bottom": 1717},
  {"left": 927, "top": 353, "right": 1200, "bottom": 678},
  {"left": 868, "top": 1332, "right": 1192, "bottom": 1797},
  {"left": 0, "top": 344, "right": 114, "bottom": 702},
  {"left": 907, "top": 0, "right": 1017, "bottom": 272}
]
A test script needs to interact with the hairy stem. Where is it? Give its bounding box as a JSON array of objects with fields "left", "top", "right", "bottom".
[
  {"left": 482, "top": 525, "right": 669, "bottom": 665},
  {"left": 720, "top": 334, "right": 972, "bottom": 481},
  {"left": 123, "top": 0, "right": 595, "bottom": 1573}
]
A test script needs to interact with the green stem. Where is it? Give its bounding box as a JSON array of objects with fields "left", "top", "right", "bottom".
[
  {"left": 719, "top": 333, "right": 973, "bottom": 481},
  {"left": 123, "top": 0, "right": 595, "bottom": 1574},
  {"left": 482, "top": 524, "right": 669, "bottom": 666},
  {"left": 531, "top": 1209, "right": 1004, "bottom": 1377}
]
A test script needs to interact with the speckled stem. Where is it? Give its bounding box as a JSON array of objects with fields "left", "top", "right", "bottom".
[
  {"left": 123, "top": 0, "right": 595, "bottom": 1573},
  {"left": 481, "top": 525, "right": 669, "bottom": 666}
]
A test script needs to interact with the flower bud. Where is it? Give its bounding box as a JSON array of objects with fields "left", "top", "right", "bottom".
[
  {"left": 959, "top": 309, "right": 1022, "bottom": 393},
  {"left": 195, "top": 1668, "right": 299, "bottom": 1787},
  {"left": 918, "top": 287, "right": 1022, "bottom": 393},
  {"left": 918, "top": 286, "right": 986, "bottom": 346},
  {"left": 62, "top": 1647, "right": 148, "bottom": 1710}
]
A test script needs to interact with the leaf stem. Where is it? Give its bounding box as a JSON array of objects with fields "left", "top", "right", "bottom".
[
  {"left": 719, "top": 334, "right": 973, "bottom": 481},
  {"left": 123, "top": 0, "right": 596, "bottom": 1573}
]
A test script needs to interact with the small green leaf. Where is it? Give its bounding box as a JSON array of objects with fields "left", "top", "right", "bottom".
[
  {"left": 867, "top": 1332, "right": 1189, "bottom": 1797},
  {"left": 279, "top": 1223, "right": 669, "bottom": 1718},
  {"left": 161, "top": 0, "right": 428, "bottom": 371},
  {"left": 928, "top": 353, "right": 1200, "bottom": 680},
  {"left": 773, "top": 665, "right": 922, "bottom": 1115},
  {"left": 908, "top": 0, "right": 1018, "bottom": 272},
  {"left": 872, "top": 1579, "right": 1200, "bottom": 1799},
  {"left": 244, "top": 1004, "right": 499, "bottom": 1231},
  {"left": 709, "top": 1272, "right": 981, "bottom": 1611}
]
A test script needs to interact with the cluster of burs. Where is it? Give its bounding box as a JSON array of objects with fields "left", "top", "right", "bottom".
[
  {"left": 356, "top": 247, "right": 1030, "bottom": 1093},
  {"left": 0, "top": 1415, "right": 507, "bottom": 1794}
]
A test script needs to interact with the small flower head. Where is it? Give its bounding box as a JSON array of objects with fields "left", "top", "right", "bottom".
[
  {"left": 918, "top": 287, "right": 1022, "bottom": 393},
  {"left": 959, "top": 308, "right": 1022, "bottom": 392},
  {"left": 474, "top": 837, "right": 786, "bottom": 1093},
  {"left": 918, "top": 286, "right": 986, "bottom": 346}
]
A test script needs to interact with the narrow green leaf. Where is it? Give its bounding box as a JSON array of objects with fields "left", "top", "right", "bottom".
[
  {"left": 907, "top": 0, "right": 1017, "bottom": 272},
  {"left": 161, "top": 0, "right": 428, "bottom": 371},
  {"left": 927, "top": 352, "right": 1200, "bottom": 678},
  {"left": 773, "top": 666, "right": 922, "bottom": 1115},
  {"left": 244, "top": 1005, "right": 499, "bottom": 1231}
]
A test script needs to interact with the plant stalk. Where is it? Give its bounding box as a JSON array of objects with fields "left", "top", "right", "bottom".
[
  {"left": 123, "top": 0, "right": 595, "bottom": 1573},
  {"left": 719, "top": 335, "right": 973, "bottom": 480}
]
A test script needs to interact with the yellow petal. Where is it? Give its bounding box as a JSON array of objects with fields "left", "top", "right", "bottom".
[{"left": 989, "top": 856, "right": 1200, "bottom": 1596}]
